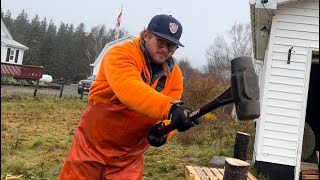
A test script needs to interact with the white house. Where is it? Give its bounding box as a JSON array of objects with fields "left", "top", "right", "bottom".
[
  {"left": 250, "top": 0, "right": 319, "bottom": 179},
  {"left": 90, "top": 35, "right": 135, "bottom": 76},
  {"left": 1, "top": 19, "right": 29, "bottom": 65}
]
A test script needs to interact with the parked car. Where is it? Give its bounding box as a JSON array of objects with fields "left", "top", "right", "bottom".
[{"left": 78, "top": 75, "right": 96, "bottom": 94}]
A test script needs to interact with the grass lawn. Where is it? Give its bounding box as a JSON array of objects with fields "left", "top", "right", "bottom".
[{"left": 1, "top": 93, "right": 257, "bottom": 179}]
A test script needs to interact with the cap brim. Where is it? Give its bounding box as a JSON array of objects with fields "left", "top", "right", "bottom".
[{"left": 152, "top": 32, "right": 184, "bottom": 47}]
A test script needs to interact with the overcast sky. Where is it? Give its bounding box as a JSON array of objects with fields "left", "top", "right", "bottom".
[{"left": 1, "top": 0, "right": 251, "bottom": 69}]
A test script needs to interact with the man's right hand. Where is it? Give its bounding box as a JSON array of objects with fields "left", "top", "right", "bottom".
[
  {"left": 169, "top": 105, "right": 199, "bottom": 132},
  {"left": 147, "top": 122, "right": 167, "bottom": 147}
]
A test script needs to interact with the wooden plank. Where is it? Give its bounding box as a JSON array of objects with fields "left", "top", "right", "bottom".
[
  {"left": 211, "top": 168, "right": 224, "bottom": 180},
  {"left": 202, "top": 167, "right": 218, "bottom": 180},
  {"left": 301, "top": 174, "right": 319, "bottom": 180},
  {"left": 248, "top": 173, "right": 258, "bottom": 180},
  {"left": 301, "top": 170, "right": 319, "bottom": 175},
  {"left": 185, "top": 166, "right": 201, "bottom": 180},
  {"left": 301, "top": 162, "right": 319, "bottom": 170},
  {"left": 194, "top": 166, "right": 209, "bottom": 180},
  {"left": 218, "top": 168, "right": 224, "bottom": 175}
]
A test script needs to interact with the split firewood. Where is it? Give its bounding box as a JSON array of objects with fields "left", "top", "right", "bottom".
[
  {"left": 233, "top": 132, "right": 250, "bottom": 161},
  {"left": 223, "top": 158, "right": 250, "bottom": 180}
]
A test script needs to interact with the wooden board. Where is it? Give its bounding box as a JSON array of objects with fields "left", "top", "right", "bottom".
[
  {"left": 301, "top": 174, "right": 319, "bottom": 180},
  {"left": 185, "top": 166, "right": 257, "bottom": 180},
  {"left": 300, "top": 169, "right": 319, "bottom": 180},
  {"left": 301, "top": 162, "right": 319, "bottom": 171}
]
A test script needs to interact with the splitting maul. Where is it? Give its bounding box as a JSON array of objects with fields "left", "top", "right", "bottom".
[{"left": 155, "top": 56, "right": 260, "bottom": 137}]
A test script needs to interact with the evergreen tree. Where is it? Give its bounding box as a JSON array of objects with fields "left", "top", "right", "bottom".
[
  {"left": 1, "top": 9, "right": 14, "bottom": 33},
  {"left": 52, "top": 22, "right": 69, "bottom": 79},
  {"left": 40, "top": 17, "right": 48, "bottom": 38},
  {"left": 23, "top": 15, "right": 42, "bottom": 65},
  {"left": 12, "top": 10, "right": 29, "bottom": 43},
  {"left": 1, "top": 8, "right": 130, "bottom": 82},
  {"left": 63, "top": 24, "right": 75, "bottom": 80},
  {"left": 40, "top": 20, "right": 57, "bottom": 77},
  {"left": 71, "top": 23, "right": 89, "bottom": 81}
]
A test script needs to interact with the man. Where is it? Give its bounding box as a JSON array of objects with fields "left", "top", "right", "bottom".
[{"left": 59, "top": 14, "right": 198, "bottom": 179}]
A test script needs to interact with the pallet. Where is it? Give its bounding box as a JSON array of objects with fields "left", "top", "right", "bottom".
[
  {"left": 300, "top": 151, "right": 319, "bottom": 180},
  {"left": 301, "top": 170, "right": 319, "bottom": 180},
  {"left": 185, "top": 165, "right": 257, "bottom": 180}
]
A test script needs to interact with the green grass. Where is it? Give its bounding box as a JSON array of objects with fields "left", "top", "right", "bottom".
[{"left": 1, "top": 93, "right": 257, "bottom": 179}]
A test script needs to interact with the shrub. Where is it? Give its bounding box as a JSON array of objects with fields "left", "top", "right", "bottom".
[{"left": 1, "top": 76, "right": 17, "bottom": 84}]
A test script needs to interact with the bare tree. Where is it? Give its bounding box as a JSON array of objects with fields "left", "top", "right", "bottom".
[
  {"left": 84, "top": 25, "right": 109, "bottom": 68},
  {"left": 177, "top": 58, "right": 195, "bottom": 82},
  {"left": 84, "top": 26, "right": 129, "bottom": 75},
  {"left": 205, "top": 35, "right": 231, "bottom": 82},
  {"left": 228, "top": 22, "right": 252, "bottom": 57},
  {"left": 205, "top": 22, "right": 252, "bottom": 83}
]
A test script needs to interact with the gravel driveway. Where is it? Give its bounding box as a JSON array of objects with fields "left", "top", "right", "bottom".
[{"left": 1, "top": 84, "right": 89, "bottom": 98}]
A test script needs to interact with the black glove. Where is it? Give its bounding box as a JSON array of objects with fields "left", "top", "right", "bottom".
[
  {"left": 147, "top": 122, "right": 168, "bottom": 147},
  {"left": 169, "top": 105, "right": 199, "bottom": 132}
]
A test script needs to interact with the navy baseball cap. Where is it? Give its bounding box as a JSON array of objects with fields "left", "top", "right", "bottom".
[{"left": 147, "top": 14, "right": 184, "bottom": 47}]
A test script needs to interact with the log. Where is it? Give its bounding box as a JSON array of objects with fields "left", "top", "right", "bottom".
[
  {"left": 301, "top": 122, "right": 316, "bottom": 161},
  {"left": 233, "top": 132, "right": 250, "bottom": 161},
  {"left": 223, "top": 158, "right": 250, "bottom": 180}
]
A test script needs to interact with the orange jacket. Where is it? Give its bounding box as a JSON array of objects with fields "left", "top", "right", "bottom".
[{"left": 89, "top": 37, "right": 183, "bottom": 120}]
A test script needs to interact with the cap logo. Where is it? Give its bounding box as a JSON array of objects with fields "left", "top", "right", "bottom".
[{"left": 169, "top": 22, "right": 179, "bottom": 34}]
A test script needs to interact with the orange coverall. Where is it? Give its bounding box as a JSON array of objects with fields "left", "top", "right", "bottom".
[{"left": 59, "top": 37, "right": 183, "bottom": 179}]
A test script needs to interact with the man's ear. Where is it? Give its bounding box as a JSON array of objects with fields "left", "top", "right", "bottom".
[{"left": 142, "top": 29, "right": 151, "bottom": 41}]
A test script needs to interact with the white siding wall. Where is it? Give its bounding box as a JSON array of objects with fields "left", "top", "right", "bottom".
[
  {"left": 1, "top": 46, "right": 25, "bottom": 65},
  {"left": 18, "top": 50, "right": 25, "bottom": 65},
  {"left": 92, "top": 45, "right": 113, "bottom": 76},
  {"left": 92, "top": 36, "right": 134, "bottom": 76},
  {"left": 256, "top": 0, "right": 319, "bottom": 167},
  {"left": 1, "top": 46, "right": 7, "bottom": 62}
]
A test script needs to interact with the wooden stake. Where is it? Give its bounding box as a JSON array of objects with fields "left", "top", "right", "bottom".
[
  {"left": 234, "top": 132, "right": 250, "bottom": 161},
  {"left": 33, "top": 80, "right": 40, "bottom": 97},
  {"left": 223, "top": 158, "right": 250, "bottom": 180}
]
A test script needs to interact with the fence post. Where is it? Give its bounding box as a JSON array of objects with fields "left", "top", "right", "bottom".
[
  {"left": 59, "top": 78, "right": 64, "bottom": 98},
  {"left": 80, "top": 89, "right": 84, "bottom": 99},
  {"left": 33, "top": 80, "right": 40, "bottom": 97}
]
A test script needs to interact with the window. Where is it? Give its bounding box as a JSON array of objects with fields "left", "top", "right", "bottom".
[
  {"left": 9, "top": 50, "right": 15, "bottom": 60},
  {"left": 6, "top": 48, "right": 11, "bottom": 62},
  {"left": 14, "top": 50, "right": 19, "bottom": 63},
  {"left": 5, "top": 48, "right": 18, "bottom": 63}
]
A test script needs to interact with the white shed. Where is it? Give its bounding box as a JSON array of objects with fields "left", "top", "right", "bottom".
[
  {"left": 90, "top": 35, "right": 135, "bottom": 76},
  {"left": 1, "top": 19, "right": 29, "bottom": 65},
  {"left": 250, "top": 0, "right": 319, "bottom": 179}
]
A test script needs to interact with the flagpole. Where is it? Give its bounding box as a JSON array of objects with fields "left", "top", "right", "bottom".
[{"left": 115, "top": 4, "right": 123, "bottom": 40}]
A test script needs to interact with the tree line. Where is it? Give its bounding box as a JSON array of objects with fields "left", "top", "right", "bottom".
[
  {"left": 2, "top": 8, "right": 258, "bottom": 118},
  {"left": 1, "top": 9, "right": 257, "bottom": 102},
  {"left": 1, "top": 9, "right": 128, "bottom": 82}
]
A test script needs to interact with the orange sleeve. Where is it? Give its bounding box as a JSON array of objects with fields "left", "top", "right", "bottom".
[{"left": 102, "top": 45, "right": 180, "bottom": 120}]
